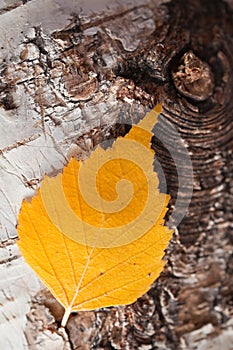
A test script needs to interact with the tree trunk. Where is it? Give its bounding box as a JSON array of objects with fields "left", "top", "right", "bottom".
[{"left": 0, "top": 0, "right": 232, "bottom": 349}]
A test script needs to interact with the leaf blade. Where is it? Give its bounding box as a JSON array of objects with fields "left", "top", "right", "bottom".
[{"left": 17, "top": 105, "right": 173, "bottom": 324}]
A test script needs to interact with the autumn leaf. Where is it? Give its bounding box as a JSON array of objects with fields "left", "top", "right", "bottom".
[{"left": 17, "top": 104, "right": 173, "bottom": 326}]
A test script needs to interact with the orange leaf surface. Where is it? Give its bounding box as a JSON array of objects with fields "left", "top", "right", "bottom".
[{"left": 17, "top": 104, "right": 173, "bottom": 326}]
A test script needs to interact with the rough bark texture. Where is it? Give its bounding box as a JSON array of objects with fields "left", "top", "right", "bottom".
[{"left": 0, "top": 0, "right": 232, "bottom": 349}]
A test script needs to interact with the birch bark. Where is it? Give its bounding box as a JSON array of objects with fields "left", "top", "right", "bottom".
[{"left": 0, "top": 0, "right": 232, "bottom": 349}]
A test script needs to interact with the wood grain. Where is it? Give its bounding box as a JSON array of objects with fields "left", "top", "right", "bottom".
[{"left": 0, "top": 0, "right": 232, "bottom": 349}]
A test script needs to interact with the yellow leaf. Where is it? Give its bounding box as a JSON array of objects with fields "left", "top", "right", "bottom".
[{"left": 17, "top": 104, "right": 173, "bottom": 326}]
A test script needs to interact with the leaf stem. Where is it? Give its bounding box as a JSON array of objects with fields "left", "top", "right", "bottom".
[{"left": 61, "top": 306, "right": 72, "bottom": 327}]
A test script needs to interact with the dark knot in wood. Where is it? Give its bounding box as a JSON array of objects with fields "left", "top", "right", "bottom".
[{"left": 172, "top": 50, "right": 214, "bottom": 102}]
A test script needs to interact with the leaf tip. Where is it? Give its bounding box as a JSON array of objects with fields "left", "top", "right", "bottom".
[{"left": 137, "top": 103, "right": 162, "bottom": 132}]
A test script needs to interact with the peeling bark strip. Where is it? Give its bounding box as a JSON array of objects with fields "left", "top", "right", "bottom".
[{"left": 0, "top": 0, "right": 233, "bottom": 349}]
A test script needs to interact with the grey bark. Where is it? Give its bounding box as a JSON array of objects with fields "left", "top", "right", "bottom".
[{"left": 0, "top": 0, "right": 232, "bottom": 349}]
